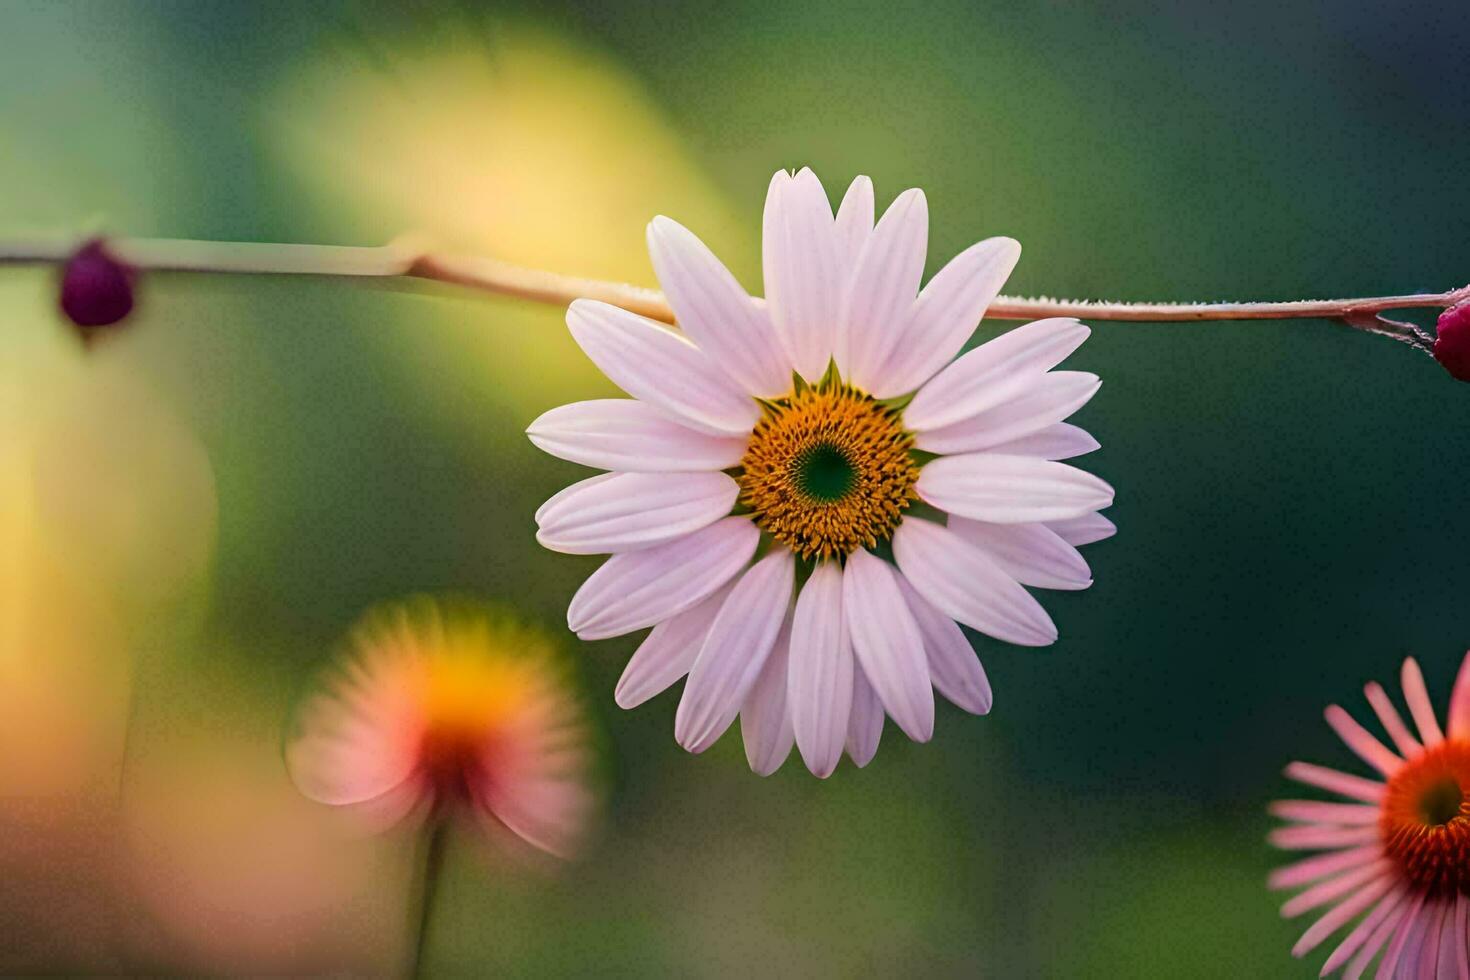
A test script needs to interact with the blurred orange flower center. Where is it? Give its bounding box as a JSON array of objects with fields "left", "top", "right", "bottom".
[
  {"left": 737, "top": 382, "right": 918, "bottom": 561},
  {"left": 1381, "top": 741, "right": 1470, "bottom": 895},
  {"left": 417, "top": 655, "right": 535, "bottom": 797}
]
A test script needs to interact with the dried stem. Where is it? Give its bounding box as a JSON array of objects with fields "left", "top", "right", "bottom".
[{"left": 2, "top": 235, "right": 1463, "bottom": 345}]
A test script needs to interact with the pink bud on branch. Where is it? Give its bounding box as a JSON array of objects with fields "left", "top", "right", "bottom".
[{"left": 58, "top": 239, "right": 136, "bottom": 336}]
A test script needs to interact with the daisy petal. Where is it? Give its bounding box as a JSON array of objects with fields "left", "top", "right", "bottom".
[
  {"left": 1345, "top": 891, "right": 1412, "bottom": 979},
  {"left": 1281, "top": 858, "right": 1390, "bottom": 918},
  {"left": 896, "top": 574, "right": 993, "bottom": 714},
  {"left": 1402, "top": 657, "right": 1445, "bottom": 747},
  {"left": 648, "top": 216, "right": 790, "bottom": 398},
  {"left": 979, "top": 422, "right": 1100, "bottom": 461},
  {"left": 846, "top": 661, "right": 884, "bottom": 767},
  {"left": 1268, "top": 843, "right": 1382, "bottom": 891},
  {"left": 614, "top": 584, "right": 731, "bottom": 709},
  {"left": 527, "top": 399, "right": 747, "bottom": 472},
  {"left": 676, "top": 550, "right": 795, "bottom": 754},
  {"left": 916, "top": 453, "right": 1115, "bottom": 524},
  {"left": 875, "top": 236, "right": 1022, "bottom": 398},
  {"left": 741, "top": 616, "right": 795, "bottom": 776},
  {"left": 892, "top": 517, "right": 1057, "bottom": 647},
  {"left": 536, "top": 471, "right": 739, "bottom": 555},
  {"left": 763, "top": 168, "right": 842, "bottom": 381},
  {"left": 842, "top": 550, "right": 933, "bottom": 742},
  {"left": 1267, "top": 824, "right": 1379, "bottom": 850},
  {"left": 1268, "top": 800, "right": 1381, "bottom": 826},
  {"left": 1290, "top": 873, "right": 1393, "bottom": 956},
  {"left": 948, "top": 517, "right": 1092, "bottom": 591},
  {"left": 911, "top": 371, "right": 1100, "bottom": 455},
  {"left": 1047, "top": 511, "right": 1117, "bottom": 547},
  {"left": 567, "top": 299, "right": 758, "bottom": 436},
  {"left": 568, "top": 517, "right": 759, "bottom": 640},
  {"left": 1446, "top": 652, "right": 1470, "bottom": 741},
  {"left": 838, "top": 188, "right": 929, "bottom": 390},
  {"left": 1324, "top": 705, "right": 1402, "bottom": 777},
  {"left": 833, "top": 175, "right": 874, "bottom": 274},
  {"left": 904, "top": 318, "right": 1091, "bottom": 432},
  {"left": 1284, "top": 761, "right": 1385, "bottom": 803},
  {"left": 789, "top": 562, "right": 854, "bottom": 778}
]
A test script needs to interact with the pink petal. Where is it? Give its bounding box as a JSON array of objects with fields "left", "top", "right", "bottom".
[
  {"left": 1321, "top": 886, "right": 1406, "bottom": 976},
  {"left": 896, "top": 574, "right": 992, "bottom": 715},
  {"left": 789, "top": 562, "right": 854, "bottom": 779},
  {"left": 1269, "top": 843, "right": 1382, "bottom": 891},
  {"left": 675, "top": 550, "right": 795, "bottom": 753},
  {"left": 1325, "top": 705, "right": 1403, "bottom": 777},
  {"left": 845, "top": 661, "right": 885, "bottom": 768},
  {"left": 1364, "top": 681, "right": 1422, "bottom": 760},
  {"left": 875, "top": 237, "right": 1022, "bottom": 398},
  {"left": 526, "top": 399, "right": 747, "bottom": 473},
  {"left": 614, "top": 584, "right": 731, "bottom": 709},
  {"left": 647, "top": 216, "right": 790, "bottom": 398},
  {"left": 979, "top": 422, "right": 1100, "bottom": 462},
  {"left": 1284, "top": 762, "right": 1386, "bottom": 803},
  {"left": 1291, "top": 873, "right": 1393, "bottom": 957},
  {"left": 1268, "top": 824, "right": 1379, "bottom": 850},
  {"left": 1269, "top": 800, "right": 1381, "bottom": 826},
  {"left": 741, "top": 615, "right": 795, "bottom": 776},
  {"left": 1448, "top": 652, "right": 1470, "bottom": 741},
  {"left": 763, "top": 168, "right": 841, "bottom": 381},
  {"left": 948, "top": 517, "right": 1092, "bottom": 591},
  {"left": 567, "top": 517, "right": 758, "bottom": 640},
  {"left": 837, "top": 188, "right": 928, "bottom": 392},
  {"left": 566, "top": 299, "right": 758, "bottom": 436},
  {"left": 1402, "top": 658, "right": 1445, "bottom": 747},
  {"left": 843, "top": 550, "right": 933, "bottom": 742},
  {"left": 909, "top": 371, "right": 1100, "bottom": 456},
  {"left": 535, "top": 471, "right": 739, "bottom": 555},
  {"left": 833, "top": 176, "right": 874, "bottom": 276},
  {"left": 1282, "top": 860, "right": 1391, "bottom": 918},
  {"left": 915, "top": 453, "right": 1114, "bottom": 524}
]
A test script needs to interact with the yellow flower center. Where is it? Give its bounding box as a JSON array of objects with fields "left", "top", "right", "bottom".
[{"left": 737, "top": 381, "right": 919, "bottom": 561}]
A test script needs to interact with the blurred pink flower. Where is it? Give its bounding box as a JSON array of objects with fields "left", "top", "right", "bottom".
[
  {"left": 287, "top": 600, "right": 598, "bottom": 858},
  {"left": 1269, "top": 653, "right": 1470, "bottom": 977}
]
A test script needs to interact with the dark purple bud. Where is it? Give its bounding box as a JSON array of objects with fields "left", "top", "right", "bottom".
[
  {"left": 59, "top": 239, "right": 135, "bottom": 335},
  {"left": 1434, "top": 301, "right": 1470, "bottom": 382}
]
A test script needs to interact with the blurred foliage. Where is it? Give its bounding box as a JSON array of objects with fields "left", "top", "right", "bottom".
[{"left": 2, "top": 0, "right": 1470, "bottom": 975}]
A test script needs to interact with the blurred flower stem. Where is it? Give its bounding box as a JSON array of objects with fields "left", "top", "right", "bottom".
[
  {"left": 410, "top": 818, "right": 449, "bottom": 980},
  {"left": 1, "top": 235, "right": 1463, "bottom": 348}
]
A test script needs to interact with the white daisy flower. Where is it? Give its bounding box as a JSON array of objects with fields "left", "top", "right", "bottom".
[{"left": 529, "top": 168, "right": 1114, "bottom": 777}]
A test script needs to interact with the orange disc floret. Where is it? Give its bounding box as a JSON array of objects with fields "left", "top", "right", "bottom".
[
  {"left": 1380, "top": 740, "right": 1470, "bottom": 896},
  {"left": 737, "top": 380, "right": 918, "bottom": 561}
]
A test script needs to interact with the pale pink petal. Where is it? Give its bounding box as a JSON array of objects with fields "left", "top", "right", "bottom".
[
  {"left": 1346, "top": 891, "right": 1414, "bottom": 979},
  {"left": 763, "top": 168, "right": 841, "bottom": 380},
  {"left": 875, "top": 237, "right": 1022, "bottom": 398},
  {"left": 567, "top": 299, "right": 758, "bottom": 436},
  {"left": 903, "top": 317, "right": 1091, "bottom": 432},
  {"left": 1283, "top": 860, "right": 1392, "bottom": 918},
  {"left": 338, "top": 775, "right": 432, "bottom": 837},
  {"left": 1269, "top": 843, "right": 1382, "bottom": 891},
  {"left": 287, "top": 662, "right": 423, "bottom": 806},
  {"left": 647, "top": 216, "right": 790, "bottom": 398},
  {"left": 891, "top": 517, "right": 1057, "bottom": 647},
  {"left": 1047, "top": 511, "right": 1117, "bottom": 547},
  {"left": 843, "top": 550, "right": 933, "bottom": 742},
  {"left": 1377, "top": 893, "right": 1430, "bottom": 979},
  {"left": 1365, "top": 681, "right": 1422, "bottom": 759},
  {"left": 1269, "top": 825, "right": 1380, "bottom": 850},
  {"left": 789, "top": 562, "right": 854, "bottom": 778},
  {"left": 1293, "top": 876, "right": 1394, "bottom": 959},
  {"left": 526, "top": 399, "right": 747, "bottom": 473},
  {"left": 1269, "top": 801, "right": 1381, "bottom": 826},
  {"left": 1322, "top": 886, "right": 1407, "bottom": 976},
  {"left": 910, "top": 372, "right": 1101, "bottom": 456},
  {"left": 535, "top": 471, "right": 738, "bottom": 555},
  {"left": 948, "top": 517, "right": 1092, "bottom": 591},
  {"left": 833, "top": 175, "right": 874, "bottom": 275},
  {"left": 1452, "top": 894, "right": 1469, "bottom": 980},
  {"left": 476, "top": 774, "right": 595, "bottom": 860},
  {"left": 676, "top": 550, "right": 795, "bottom": 753},
  {"left": 837, "top": 188, "right": 929, "bottom": 391},
  {"left": 1286, "top": 761, "right": 1386, "bottom": 803},
  {"left": 980, "top": 422, "right": 1100, "bottom": 462},
  {"left": 1448, "top": 652, "right": 1470, "bottom": 741},
  {"left": 741, "top": 616, "right": 795, "bottom": 776},
  {"left": 1325, "top": 705, "right": 1403, "bottom": 777},
  {"left": 845, "top": 661, "right": 884, "bottom": 768},
  {"left": 1402, "top": 658, "right": 1445, "bottom": 747},
  {"left": 567, "top": 517, "right": 758, "bottom": 640},
  {"left": 916, "top": 453, "right": 1114, "bottom": 525},
  {"left": 1420, "top": 900, "right": 1448, "bottom": 980},
  {"left": 614, "top": 584, "right": 732, "bottom": 709},
  {"left": 896, "top": 574, "right": 992, "bottom": 714}
]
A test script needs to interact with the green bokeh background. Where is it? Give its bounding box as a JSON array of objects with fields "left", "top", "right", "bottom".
[{"left": 4, "top": 0, "right": 1469, "bottom": 975}]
